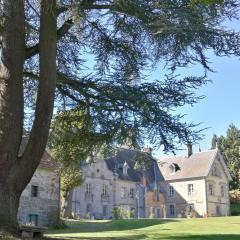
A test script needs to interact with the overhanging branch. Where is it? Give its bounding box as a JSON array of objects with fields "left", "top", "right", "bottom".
[{"left": 25, "top": 19, "right": 73, "bottom": 60}]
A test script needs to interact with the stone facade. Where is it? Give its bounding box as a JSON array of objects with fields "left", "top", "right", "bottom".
[
  {"left": 72, "top": 158, "right": 115, "bottom": 219},
  {"left": 206, "top": 153, "right": 230, "bottom": 216},
  {"left": 71, "top": 146, "right": 231, "bottom": 219},
  {"left": 145, "top": 188, "right": 166, "bottom": 218},
  {"left": 158, "top": 148, "right": 232, "bottom": 218},
  {"left": 71, "top": 147, "right": 164, "bottom": 219},
  {"left": 18, "top": 151, "right": 60, "bottom": 227}
]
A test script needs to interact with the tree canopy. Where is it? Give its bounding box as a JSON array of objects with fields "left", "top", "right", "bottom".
[
  {"left": 24, "top": 0, "right": 240, "bottom": 152},
  {"left": 211, "top": 124, "right": 240, "bottom": 189}
]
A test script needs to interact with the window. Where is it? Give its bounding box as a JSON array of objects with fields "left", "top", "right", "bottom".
[
  {"left": 31, "top": 185, "right": 38, "bottom": 197},
  {"left": 211, "top": 164, "right": 221, "bottom": 177},
  {"left": 121, "top": 187, "right": 127, "bottom": 198},
  {"left": 123, "top": 161, "right": 128, "bottom": 176},
  {"left": 169, "top": 163, "right": 180, "bottom": 174},
  {"left": 151, "top": 207, "right": 155, "bottom": 216},
  {"left": 188, "top": 203, "right": 195, "bottom": 212},
  {"left": 186, "top": 204, "right": 195, "bottom": 215},
  {"left": 149, "top": 207, "right": 156, "bottom": 218},
  {"left": 102, "top": 184, "right": 108, "bottom": 196},
  {"left": 28, "top": 214, "right": 38, "bottom": 226},
  {"left": 212, "top": 164, "right": 218, "bottom": 176},
  {"left": 188, "top": 184, "right": 194, "bottom": 195},
  {"left": 169, "top": 165, "right": 175, "bottom": 174},
  {"left": 221, "top": 185, "right": 225, "bottom": 197},
  {"left": 86, "top": 204, "right": 92, "bottom": 213},
  {"left": 153, "top": 189, "right": 159, "bottom": 201},
  {"left": 86, "top": 183, "right": 91, "bottom": 194},
  {"left": 169, "top": 205, "right": 175, "bottom": 217},
  {"left": 130, "top": 188, "right": 135, "bottom": 199},
  {"left": 209, "top": 184, "right": 214, "bottom": 195},
  {"left": 103, "top": 205, "right": 108, "bottom": 217},
  {"left": 169, "top": 186, "right": 174, "bottom": 197},
  {"left": 216, "top": 205, "right": 221, "bottom": 215}
]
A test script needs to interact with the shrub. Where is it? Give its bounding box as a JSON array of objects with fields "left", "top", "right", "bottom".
[
  {"left": 229, "top": 189, "right": 240, "bottom": 203},
  {"left": 112, "top": 207, "right": 122, "bottom": 220},
  {"left": 231, "top": 203, "right": 240, "bottom": 216},
  {"left": 185, "top": 205, "right": 198, "bottom": 218},
  {"left": 112, "top": 207, "right": 135, "bottom": 219}
]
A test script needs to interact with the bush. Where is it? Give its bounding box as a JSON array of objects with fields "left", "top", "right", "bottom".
[
  {"left": 185, "top": 205, "right": 199, "bottom": 218},
  {"left": 229, "top": 189, "right": 240, "bottom": 203},
  {"left": 112, "top": 207, "right": 122, "bottom": 220},
  {"left": 231, "top": 203, "right": 240, "bottom": 216},
  {"left": 112, "top": 207, "right": 135, "bottom": 219}
]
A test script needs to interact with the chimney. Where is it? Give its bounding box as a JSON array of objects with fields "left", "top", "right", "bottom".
[
  {"left": 143, "top": 147, "right": 153, "bottom": 155},
  {"left": 186, "top": 142, "right": 193, "bottom": 158}
]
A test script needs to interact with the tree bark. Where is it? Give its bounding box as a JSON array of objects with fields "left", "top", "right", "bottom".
[
  {"left": 61, "top": 190, "right": 74, "bottom": 219},
  {"left": 0, "top": 188, "right": 21, "bottom": 234},
  {"left": 13, "top": 0, "right": 57, "bottom": 192},
  {"left": 0, "top": 0, "right": 25, "bottom": 233},
  {"left": 0, "top": 0, "right": 57, "bottom": 233},
  {"left": 0, "top": 0, "right": 25, "bottom": 181}
]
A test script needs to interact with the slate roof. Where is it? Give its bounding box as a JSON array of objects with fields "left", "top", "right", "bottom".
[
  {"left": 20, "top": 136, "right": 58, "bottom": 170},
  {"left": 157, "top": 149, "right": 218, "bottom": 181},
  {"left": 105, "top": 148, "right": 162, "bottom": 187},
  {"left": 39, "top": 150, "right": 58, "bottom": 170}
]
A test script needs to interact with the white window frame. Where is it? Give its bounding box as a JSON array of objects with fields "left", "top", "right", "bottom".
[
  {"left": 121, "top": 187, "right": 127, "bottom": 198},
  {"left": 102, "top": 184, "right": 108, "bottom": 196},
  {"left": 169, "top": 186, "right": 174, "bottom": 197},
  {"left": 209, "top": 184, "right": 214, "bottom": 195},
  {"left": 187, "top": 184, "right": 194, "bottom": 196}
]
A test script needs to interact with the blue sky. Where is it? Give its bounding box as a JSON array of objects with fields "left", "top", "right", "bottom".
[
  {"left": 153, "top": 19, "right": 240, "bottom": 157},
  {"left": 176, "top": 54, "right": 239, "bottom": 153}
]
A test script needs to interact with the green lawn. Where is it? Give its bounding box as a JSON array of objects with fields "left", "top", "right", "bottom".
[{"left": 46, "top": 216, "right": 240, "bottom": 240}]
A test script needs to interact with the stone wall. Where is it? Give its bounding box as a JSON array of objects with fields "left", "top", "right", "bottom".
[
  {"left": 71, "top": 160, "right": 147, "bottom": 219},
  {"left": 206, "top": 157, "right": 230, "bottom": 216},
  {"left": 18, "top": 168, "right": 60, "bottom": 227},
  {"left": 72, "top": 159, "right": 115, "bottom": 219},
  {"left": 145, "top": 190, "right": 165, "bottom": 218},
  {"left": 160, "top": 178, "right": 207, "bottom": 217}
]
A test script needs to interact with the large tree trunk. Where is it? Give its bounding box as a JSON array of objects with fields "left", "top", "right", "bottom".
[
  {"left": 0, "top": 0, "right": 25, "bottom": 234},
  {"left": 0, "top": 0, "right": 57, "bottom": 233},
  {"left": 0, "top": 188, "right": 21, "bottom": 233}
]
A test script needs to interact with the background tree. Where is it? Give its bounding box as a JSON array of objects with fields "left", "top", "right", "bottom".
[
  {"left": 59, "top": 167, "right": 83, "bottom": 219},
  {"left": 211, "top": 124, "right": 240, "bottom": 189},
  {"left": 48, "top": 107, "right": 105, "bottom": 219},
  {"left": 1, "top": 0, "right": 240, "bottom": 233}
]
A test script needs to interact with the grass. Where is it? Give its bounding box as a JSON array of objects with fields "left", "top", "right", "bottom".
[{"left": 46, "top": 216, "right": 240, "bottom": 240}]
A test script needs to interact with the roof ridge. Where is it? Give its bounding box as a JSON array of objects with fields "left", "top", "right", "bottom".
[{"left": 157, "top": 148, "right": 217, "bottom": 160}]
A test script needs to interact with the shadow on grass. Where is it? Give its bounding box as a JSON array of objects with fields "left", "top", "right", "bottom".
[
  {"left": 45, "top": 234, "right": 240, "bottom": 240},
  {"left": 48, "top": 219, "right": 177, "bottom": 234}
]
